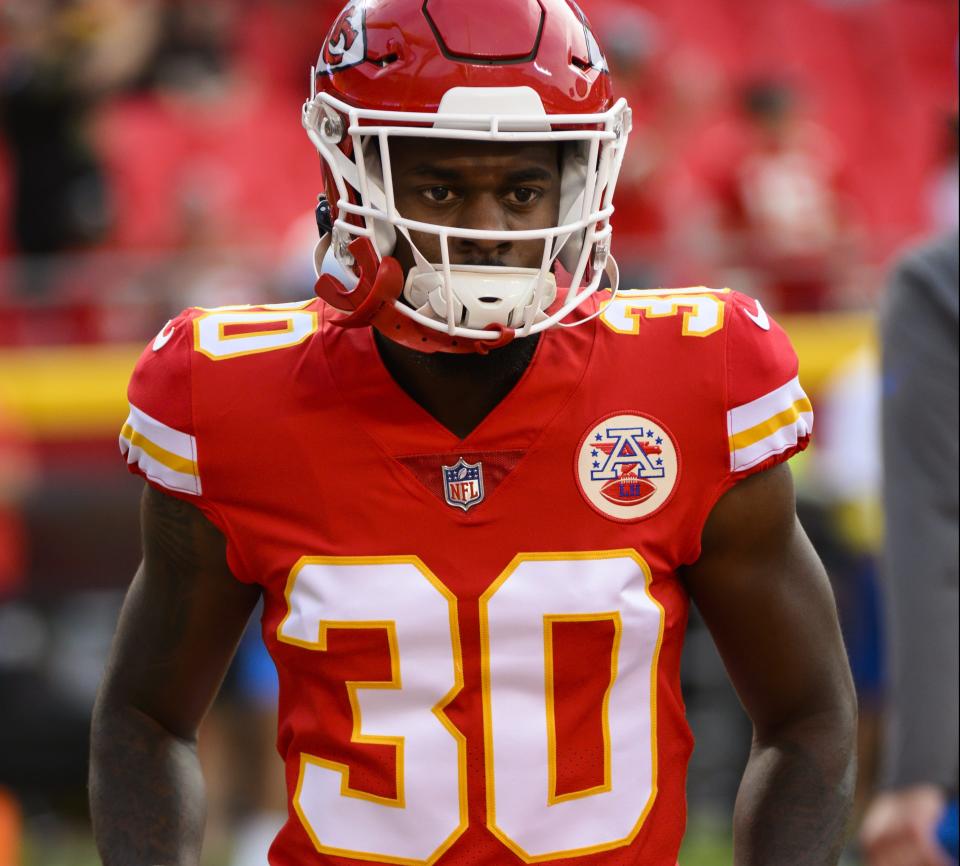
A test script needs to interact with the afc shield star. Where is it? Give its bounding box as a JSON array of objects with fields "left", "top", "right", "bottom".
[{"left": 442, "top": 458, "right": 485, "bottom": 512}]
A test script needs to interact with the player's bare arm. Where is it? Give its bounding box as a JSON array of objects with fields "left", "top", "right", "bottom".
[
  {"left": 682, "top": 462, "right": 857, "bottom": 865},
  {"left": 90, "top": 485, "right": 260, "bottom": 866}
]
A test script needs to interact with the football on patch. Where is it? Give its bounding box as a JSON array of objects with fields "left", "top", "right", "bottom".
[{"left": 599, "top": 475, "right": 656, "bottom": 506}]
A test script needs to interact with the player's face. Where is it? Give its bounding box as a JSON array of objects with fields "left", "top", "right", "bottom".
[{"left": 388, "top": 138, "right": 562, "bottom": 272}]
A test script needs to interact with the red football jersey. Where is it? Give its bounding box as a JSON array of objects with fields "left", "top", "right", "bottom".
[{"left": 120, "top": 288, "right": 812, "bottom": 866}]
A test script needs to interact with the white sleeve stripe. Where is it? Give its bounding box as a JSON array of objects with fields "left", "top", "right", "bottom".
[
  {"left": 728, "top": 397, "right": 813, "bottom": 452},
  {"left": 124, "top": 403, "right": 196, "bottom": 460},
  {"left": 119, "top": 424, "right": 197, "bottom": 476},
  {"left": 728, "top": 376, "right": 808, "bottom": 434},
  {"left": 730, "top": 412, "right": 813, "bottom": 472},
  {"left": 120, "top": 434, "right": 203, "bottom": 495},
  {"left": 119, "top": 403, "right": 201, "bottom": 496}
]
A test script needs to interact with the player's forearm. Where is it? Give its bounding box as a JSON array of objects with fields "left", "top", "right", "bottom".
[
  {"left": 89, "top": 698, "right": 206, "bottom": 866},
  {"left": 733, "top": 709, "right": 857, "bottom": 865}
]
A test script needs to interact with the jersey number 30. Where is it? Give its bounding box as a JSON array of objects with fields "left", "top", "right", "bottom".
[{"left": 278, "top": 550, "right": 665, "bottom": 864}]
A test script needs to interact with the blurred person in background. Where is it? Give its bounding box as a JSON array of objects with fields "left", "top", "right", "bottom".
[
  {"left": 581, "top": 1, "right": 722, "bottom": 291},
  {"left": 860, "top": 231, "right": 959, "bottom": 866},
  {"left": 0, "top": 398, "right": 40, "bottom": 866},
  {"left": 95, "top": 0, "right": 321, "bottom": 255},
  {"left": 91, "top": 0, "right": 325, "bottom": 313},
  {"left": 0, "top": 0, "right": 159, "bottom": 289},
  {"left": 924, "top": 113, "right": 958, "bottom": 235},
  {"left": 0, "top": 402, "right": 35, "bottom": 603},
  {"left": 808, "top": 344, "right": 887, "bottom": 830},
  {"left": 215, "top": 620, "right": 287, "bottom": 866},
  {"left": 687, "top": 79, "right": 862, "bottom": 312},
  {"left": 583, "top": 3, "right": 670, "bottom": 288}
]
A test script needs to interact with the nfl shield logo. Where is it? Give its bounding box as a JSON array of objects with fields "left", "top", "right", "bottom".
[{"left": 442, "top": 458, "right": 485, "bottom": 512}]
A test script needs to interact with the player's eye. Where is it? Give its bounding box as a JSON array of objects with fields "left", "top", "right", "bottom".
[
  {"left": 421, "top": 186, "right": 457, "bottom": 204},
  {"left": 506, "top": 187, "right": 542, "bottom": 206}
]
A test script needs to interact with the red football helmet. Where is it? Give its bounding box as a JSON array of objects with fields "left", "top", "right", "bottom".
[{"left": 304, "top": 0, "right": 631, "bottom": 352}]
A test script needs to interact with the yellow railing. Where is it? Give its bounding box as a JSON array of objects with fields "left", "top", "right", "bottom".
[{"left": 0, "top": 312, "right": 878, "bottom": 439}]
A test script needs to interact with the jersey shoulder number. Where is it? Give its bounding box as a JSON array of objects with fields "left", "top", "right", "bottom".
[
  {"left": 188, "top": 300, "right": 319, "bottom": 361},
  {"left": 598, "top": 287, "right": 731, "bottom": 338}
]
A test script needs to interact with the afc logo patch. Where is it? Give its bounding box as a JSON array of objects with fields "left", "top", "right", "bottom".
[
  {"left": 321, "top": 1, "right": 367, "bottom": 72},
  {"left": 442, "top": 458, "right": 485, "bottom": 512},
  {"left": 575, "top": 413, "right": 680, "bottom": 522}
]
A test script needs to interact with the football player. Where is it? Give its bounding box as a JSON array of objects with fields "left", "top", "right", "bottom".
[{"left": 90, "top": 1, "right": 857, "bottom": 864}]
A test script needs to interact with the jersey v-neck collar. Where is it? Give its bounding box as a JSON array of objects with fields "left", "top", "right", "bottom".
[{"left": 321, "top": 306, "right": 597, "bottom": 457}]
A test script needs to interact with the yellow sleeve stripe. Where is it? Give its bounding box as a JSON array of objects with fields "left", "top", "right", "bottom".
[
  {"left": 120, "top": 423, "right": 198, "bottom": 477},
  {"left": 119, "top": 403, "right": 202, "bottom": 495},
  {"left": 728, "top": 396, "right": 813, "bottom": 452}
]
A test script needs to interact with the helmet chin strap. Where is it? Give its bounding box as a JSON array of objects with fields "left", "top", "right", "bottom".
[
  {"left": 314, "top": 235, "right": 518, "bottom": 353},
  {"left": 315, "top": 236, "right": 403, "bottom": 329},
  {"left": 313, "top": 229, "right": 612, "bottom": 354}
]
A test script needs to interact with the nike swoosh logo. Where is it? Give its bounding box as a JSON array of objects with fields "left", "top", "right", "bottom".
[
  {"left": 744, "top": 299, "right": 770, "bottom": 331},
  {"left": 152, "top": 320, "right": 175, "bottom": 351}
]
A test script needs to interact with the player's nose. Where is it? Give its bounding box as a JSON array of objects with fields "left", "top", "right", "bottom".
[{"left": 451, "top": 194, "right": 512, "bottom": 263}]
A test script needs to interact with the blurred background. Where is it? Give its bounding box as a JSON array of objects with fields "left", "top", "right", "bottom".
[{"left": 0, "top": 0, "right": 955, "bottom": 864}]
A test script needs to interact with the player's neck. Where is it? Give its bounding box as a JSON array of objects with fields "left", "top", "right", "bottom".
[{"left": 372, "top": 329, "right": 540, "bottom": 440}]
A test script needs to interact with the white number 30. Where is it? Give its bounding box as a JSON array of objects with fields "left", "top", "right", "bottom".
[{"left": 278, "top": 551, "right": 664, "bottom": 865}]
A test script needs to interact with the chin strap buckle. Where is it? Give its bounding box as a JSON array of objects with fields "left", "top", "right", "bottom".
[
  {"left": 475, "top": 324, "right": 516, "bottom": 354},
  {"left": 316, "top": 238, "right": 522, "bottom": 353},
  {"left": 315, "top": 238, "right": 403, "bottom": 329}
]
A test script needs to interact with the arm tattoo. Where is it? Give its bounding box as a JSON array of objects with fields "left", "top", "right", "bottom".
[
  {"left": 138, "top": 490, "right": 199, "bottom": 660},
  {"left": 90, "top": 705, "right": 206, "bottom": 866},
  {"left": 735, "top": 731, "right": 857, "bottom": 865},
  {"left": 142, "top": 486, "right": 200, "bottom": 585}
]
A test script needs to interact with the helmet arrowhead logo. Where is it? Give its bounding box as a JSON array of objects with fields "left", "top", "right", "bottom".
[{"left": 322, "top": 2, "right": 366, "bottom": 71}]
